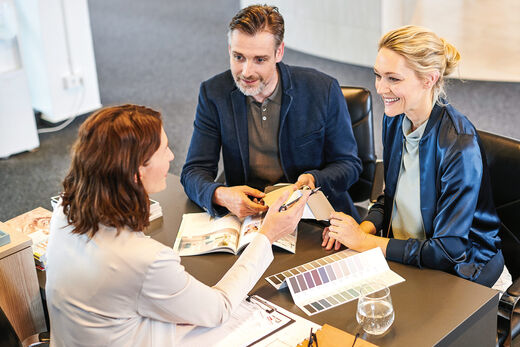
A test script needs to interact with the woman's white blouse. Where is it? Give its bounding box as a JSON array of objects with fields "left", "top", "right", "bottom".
[{"left": 45, "top": 206, "right": 273, "bottom": 347}]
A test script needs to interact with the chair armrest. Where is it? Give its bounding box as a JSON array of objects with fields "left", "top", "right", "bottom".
[
  {"left": 370, "top": 160, "right": 384, "bottom": 203},
  {"left": 497, "top": 277, "right": 520, "bottom": 346},
  {"left": 506, "top": 277, "right": 520, "bottom": 297},
  {"left": 22, "top": 332, "right": 50, "bottom": 347}
]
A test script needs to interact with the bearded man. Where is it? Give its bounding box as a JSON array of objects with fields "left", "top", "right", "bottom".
[{"left": 181, "top": 5, "right": 362, "bottom": 220}]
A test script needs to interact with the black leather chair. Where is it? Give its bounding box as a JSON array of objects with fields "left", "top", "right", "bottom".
[
  {"left": 341, "top": 86, "right": 383, "bottom": 218},
  {"left": 477, "top": 130, "right": 520, "bottom": 347},
  {"left": 0, "top": 306, "right": 21, "bottom": 347}
]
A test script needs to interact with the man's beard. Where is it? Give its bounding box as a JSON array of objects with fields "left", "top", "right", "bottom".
[{"left": 234, "top": 74, "right": 266, "bottom": 96}]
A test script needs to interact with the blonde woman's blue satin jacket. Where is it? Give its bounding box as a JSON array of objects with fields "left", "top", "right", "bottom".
[{"left": 366, "top": 102, "right": 503, "bottom": 286}]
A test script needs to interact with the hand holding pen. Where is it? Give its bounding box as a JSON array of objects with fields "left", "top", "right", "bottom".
[
  {"left": 260, "top": 188, "right": 310, "bottom": 244},
  {"left": 279, "top": 187, "right": 321, "bottom": 212}
]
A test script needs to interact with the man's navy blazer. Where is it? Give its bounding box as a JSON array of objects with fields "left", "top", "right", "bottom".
[{"left": 181, "top": 62, "right": 362, "bottom": 218}]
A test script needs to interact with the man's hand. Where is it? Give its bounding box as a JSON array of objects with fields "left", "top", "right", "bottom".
[
  {"left": 260, "top": 189, "right": 311, "bottom": 244},
  {"left": 212, "top": 186, "right": 268, "bottom": 218},
  {"left": 295, "top": 173, "right": 316, "bottom": 189}
]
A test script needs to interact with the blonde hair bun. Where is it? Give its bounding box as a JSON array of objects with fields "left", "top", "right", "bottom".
[
  {"left": 440, "top": 38, "right": 461, "bottom": 76},
  {"left": 379, "top": 25, "right": 461, "bottom": 104}
]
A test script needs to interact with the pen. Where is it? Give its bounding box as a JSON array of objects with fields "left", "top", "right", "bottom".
[
  {"left": 351, "top": 324, "right": 363, "bottom": 347},
  {"left": 307, "top": 327, "right": 318, "bottom": 347},
  {"left": 279, "top": 187, "right": 321, "bottom": 212},
  {"left": 352, "top": 332, "right": 359, "bottom": 347}
]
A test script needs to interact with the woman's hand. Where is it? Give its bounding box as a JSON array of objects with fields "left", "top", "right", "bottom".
[
  {"left": 322, "top": 213, "right": 389, "bottom": 255},
  {"left": 322, "top": 212, "right": 366, "bottom": 251},
  {"left": 260, "top": 189, "right": 311, "bottom": 244},
  {"left": 322, "top": 228, "right": 342, "bottom": 251}
]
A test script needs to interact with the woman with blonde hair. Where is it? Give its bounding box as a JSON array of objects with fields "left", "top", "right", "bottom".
[
  {"left": 322, "top": 25, "right": 511, "bottom": 290},
  {"left": 45, "top": 104, "right": 309, "bottom": 346}
]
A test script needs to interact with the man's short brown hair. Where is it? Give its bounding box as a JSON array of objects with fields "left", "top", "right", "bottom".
[{"left": 228, "top": 5, "right": 284, "bottom": 48}]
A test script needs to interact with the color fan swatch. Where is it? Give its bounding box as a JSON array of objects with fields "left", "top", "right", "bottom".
[
  {"left": 278, "top": 248, "right": 404, "bottom": 316},
  {"left": 266, "top": 249, "right": 358, "bottom": 290}
]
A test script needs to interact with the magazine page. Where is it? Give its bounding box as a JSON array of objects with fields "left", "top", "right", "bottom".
[
  {"left": 5, "top": 207, "right": 52, "bottom": 270},
  {"left": 237, "top": 212, "right": 297, "bottom": 254},
  {"left": 174, "top": 213, "right": 242, "bottom": 256},
  {"left": 237, "top": 213, "right": 265, "bottom": 250},
  {"left": 273, "top": 228, "right": 297, "bottom": 253},
  {"left": 262, "top": 184, "right": 294, "bottom": 206}
]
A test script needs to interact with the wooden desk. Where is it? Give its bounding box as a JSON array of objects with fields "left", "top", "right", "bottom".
[
  {"left": 150, "top": 174, "right": 499, "bottom": 347},
  {"left": 0, "top": 221, "right": 46, "bottom": 341},
  {"left": 37, "top": 174, "right": 499, "bottom": 346}
]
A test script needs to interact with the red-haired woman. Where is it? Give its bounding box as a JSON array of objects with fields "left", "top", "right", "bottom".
[{"left": 45, "top": 104, "right": 309, "bottom": 346}]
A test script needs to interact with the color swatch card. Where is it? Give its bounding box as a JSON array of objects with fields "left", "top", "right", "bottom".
[
  {"left": 266, "top": 249, "right": 358, "bottom": 290},
  {"left": 285, "top": 248, "right": 405, "bottom": 316}
]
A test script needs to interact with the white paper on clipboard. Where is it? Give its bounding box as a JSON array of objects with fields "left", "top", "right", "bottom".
[{"left": 175, "top": 295, "right": 320, "bottom": 346}]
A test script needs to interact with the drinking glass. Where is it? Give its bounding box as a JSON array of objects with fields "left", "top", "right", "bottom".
[{"left": 356, "top": 283, "right": 395, "bottom": 335}]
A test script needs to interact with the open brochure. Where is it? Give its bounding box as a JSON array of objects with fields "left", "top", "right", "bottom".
[
  {"left": 5, "top": 207, "right": 51, "bottom": 270},
  {"left": 173, "top": 212, "right": 297, "bottom": 256}
]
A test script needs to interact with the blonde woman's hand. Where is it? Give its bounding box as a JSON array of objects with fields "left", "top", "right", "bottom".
[
  {"left": 322, "top": 227, "right": 342, "bottom": 251},
  {"left": 322, "top": 212, "right": 367, "bottom": 251}
]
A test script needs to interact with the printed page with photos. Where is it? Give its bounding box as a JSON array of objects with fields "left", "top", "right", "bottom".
[
  {"left": 5, "top": 207, "right": 52, "bottom": 270},
  {"left": 174, "top": 212, "right": 297, "bottom": 256}
]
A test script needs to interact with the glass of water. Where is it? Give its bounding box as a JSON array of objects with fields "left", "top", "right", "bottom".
[{"left": 356, "top": 283, "right": 395, "bottom": 335}]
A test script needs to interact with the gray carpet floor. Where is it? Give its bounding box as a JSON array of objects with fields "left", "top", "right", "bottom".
[{"left": 1, "top": 0, "right": 519, "bottom": 221}]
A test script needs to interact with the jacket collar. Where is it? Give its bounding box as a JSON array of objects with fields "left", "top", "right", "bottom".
[
  {"left": 278, "top": 61, "right": 292, "bottom": 93},
  {"left": 421, "top": 102, "right": 445, "bottom": 141},
  {"left": 277, "top": 62, "right": 294, "bottom": 135},
  {"left": 230, "top": 86, "right": 249, "bottom": 181},
  {"left": 277, "top": 62, "right": 293, "bottom": 177}
]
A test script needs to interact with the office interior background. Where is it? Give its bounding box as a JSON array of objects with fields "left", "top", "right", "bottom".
[{"left": 1, "top": 0, "right": 519, "bottom": 221}]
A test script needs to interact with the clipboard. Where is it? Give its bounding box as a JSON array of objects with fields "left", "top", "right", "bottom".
[
  {"left": 245, "top": 295, "right": 295, "bottom": 346},
  {"left": 175, "top": 295, "right": 296, "bottom": 346}
]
